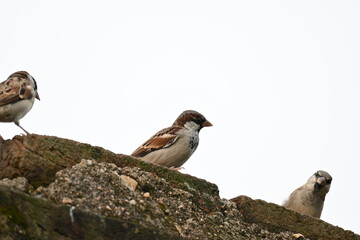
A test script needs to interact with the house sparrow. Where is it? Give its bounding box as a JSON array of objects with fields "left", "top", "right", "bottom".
[
  {"left": 283, "top": 170, "right": 332, "bottom": 218},
  {"left": 0, "top": 71, "right": 40, "bottom": 135},
  {"left": 131, "top": 110, "right": 212, "bottom": 168}
]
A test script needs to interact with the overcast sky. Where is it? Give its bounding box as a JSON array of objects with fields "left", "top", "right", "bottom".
[{"left": 1, "top": 0, "right": 359, "bottom": 235}]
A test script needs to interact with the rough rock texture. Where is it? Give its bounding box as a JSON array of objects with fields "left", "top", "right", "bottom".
[
  {"left": 0, "top": 177, "right": 32, "bottom": 193},
  {"left": 35, "top": 159, "right": 303, "bottom": 239},
  {"left": 0, "top": 134, "right": 359, "bottom": 240},
  {"left": 232, "top": 196, "right": 359, "bottom": 240}
]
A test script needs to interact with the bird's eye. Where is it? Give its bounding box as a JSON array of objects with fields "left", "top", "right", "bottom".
[
  {"left": 326, "top": 179, "right": 332, "bottom": 184},
  {"left": 194, "top": 119, "right": 202, "bottom": 125}
]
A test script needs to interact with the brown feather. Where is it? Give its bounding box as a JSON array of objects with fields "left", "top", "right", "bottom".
[
  {"left": 131, "top": 126, "right": 180, "bottom": 157},
  {"left": 0, "top": 73, "right": 33, "bottom": 106},
  {"left": 0, "top": 80, "right": 21, "bottom": 106},
  {"left": 0, "top": 90, "right": 21, "bottom": 106}
]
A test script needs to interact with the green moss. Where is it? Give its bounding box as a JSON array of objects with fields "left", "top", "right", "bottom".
[
  {"left": 0, "top": 206, "right": 26, "bottom": 228},
  {"left": 232, "top": 195, "right": 360, "bottom": 240},
  {"left": 9, "top": 134, "right": 221, "bottom": 214},
  {"left": 90, "top": 146, "right": 105, "bottom": 159}
]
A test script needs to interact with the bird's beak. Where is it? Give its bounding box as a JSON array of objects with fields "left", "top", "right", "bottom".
[
  {"left": 202, "top": 120, "right": 213, "bottom": 127},
  {"left": 316, "top": 177, "right": 326, "bottom": 186},
  {"left": 35, "top": 91, "right": 40, "bottom": 101}
]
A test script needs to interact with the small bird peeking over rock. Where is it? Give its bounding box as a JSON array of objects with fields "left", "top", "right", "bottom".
[{"left": 283, "top": 170, "right": 332, "bottom": 218}]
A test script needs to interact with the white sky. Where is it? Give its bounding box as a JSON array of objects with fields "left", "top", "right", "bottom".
[{"left": 1, "top": 0, "right": 359, "bottom": 235}]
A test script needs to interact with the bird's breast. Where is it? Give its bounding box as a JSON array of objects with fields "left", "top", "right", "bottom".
[
  {"left": 188, "top": 135, "right": 199, "bottom": 152},
  {"left": 0, "top": 99, "right": 35, "bottom": 122}
]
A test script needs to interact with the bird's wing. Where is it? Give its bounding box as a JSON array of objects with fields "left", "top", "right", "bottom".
[
  {"left": 131, "top": 126, "right": 180, "bottom": 157},
  {"left": 0, "top": 77, "right": 32, "bottom": 106},
  {"left": 283, "top": 185, "right": 306, "bottom": 208}
]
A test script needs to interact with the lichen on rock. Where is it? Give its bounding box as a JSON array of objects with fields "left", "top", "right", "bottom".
[
  {"left": 0, "top": 135, "right": 359, "bottom": 240},
  {"left": 34, "top": 159, "right": 309, "bottom": 239},
  {"left": 35, "top": 159, "right": 249, "bottom": 239},
  {"left": 0, "top": 177, "right": 32, "bottom": 193}
]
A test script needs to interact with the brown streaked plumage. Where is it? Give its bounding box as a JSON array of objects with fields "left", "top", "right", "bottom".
[
  {"left": 131, "top": 110, "right": 212, "bottom": 168},
  {"left": 131, "top": 127, "right": 180, "bottom": 157},
  {"left": 0, "top": 71, "right": 40, "bottom": 135}
]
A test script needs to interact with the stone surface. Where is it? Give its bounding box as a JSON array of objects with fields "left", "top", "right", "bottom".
[
  {"left": 0, "top": 134, "right": 220, "bottom": 214},
  {"left": 231, "top": 195, "right": 360, "bottom": 240},
  {"left": 120, "top": 174, "right": 138, "bottom": 191},
  {"left": 35, "top": 159, "right": 253, "bottom": 239},
  {"left": 0, "top": 177, "right": 31, "bottom": 193},
  {"left": 0, "top": 186, "right": 182, "bottom": 240},
  {"left": 0, "top": 134, "right": 359, "bottom": 240}
]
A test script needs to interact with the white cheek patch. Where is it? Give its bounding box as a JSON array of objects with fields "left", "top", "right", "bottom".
[{"left": 184, "top": 121, "right": 200, "bottom": 131}]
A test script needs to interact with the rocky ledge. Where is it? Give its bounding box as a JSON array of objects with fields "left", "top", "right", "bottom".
[{"left": 0, "top": 134, "right": 358, "bottom": 240}]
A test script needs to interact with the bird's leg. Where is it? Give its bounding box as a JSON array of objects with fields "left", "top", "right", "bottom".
[{"left": 14, "top": 121, "right": 30, "bottom": 135}]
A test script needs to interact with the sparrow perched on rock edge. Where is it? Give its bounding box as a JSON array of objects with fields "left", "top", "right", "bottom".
[
  {"left": 283, "top": 170, "right": 332, "bottom": 218},
  {"left": 0, "top": 71, "right": 40, "bottom": 135},
  {"left": 131, "top": 110, "right": 212, "bottom": 168}
]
